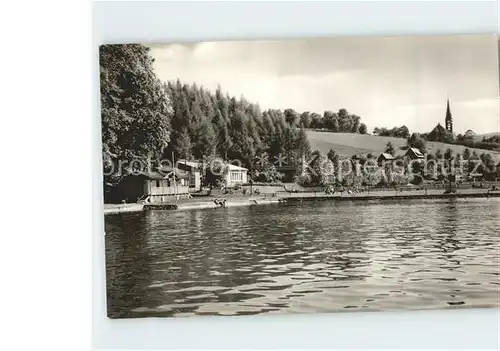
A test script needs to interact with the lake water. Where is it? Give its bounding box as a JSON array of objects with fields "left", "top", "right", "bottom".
[{"left": 105, "top": 198, "right": 500, "bottom": 318}]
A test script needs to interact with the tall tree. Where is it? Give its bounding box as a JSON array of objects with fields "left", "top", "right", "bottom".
[
  {"left": 295, "top": 126, "right": 311, "bottom": 159},
  {"left": 284, "top": 108, "right": 299, "bottom": 126},
  {"left": 175, "top": 128, "right": 192, "bottom": 160},
  {"left": 100, "top": 44, "right": 172, "bottom": 188},
  {"left": 193, "top": 118, "right": 217, "bottom": 159},
  {"left": 299, "top": 112, "right": 311, "bottom": 128}
]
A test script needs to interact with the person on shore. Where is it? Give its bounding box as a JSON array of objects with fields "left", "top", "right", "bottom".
[{"left": 214, "top": 198, "right": 226, "bottom": 207}]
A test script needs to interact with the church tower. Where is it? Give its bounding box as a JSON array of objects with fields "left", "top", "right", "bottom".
[{"left": 445, "top": 98, "right": 453, "bottom": 133}]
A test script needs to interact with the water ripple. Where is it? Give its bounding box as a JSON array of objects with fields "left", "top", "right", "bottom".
[{"left": 105, "top": 198, "right": 500, "bottom": 318}]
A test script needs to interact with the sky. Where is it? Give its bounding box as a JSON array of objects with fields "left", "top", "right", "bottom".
[{"left": 149, "top": 35, "right": 500, "bottom": 135}]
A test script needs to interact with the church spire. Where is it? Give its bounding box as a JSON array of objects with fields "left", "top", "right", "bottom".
[{"left": 445, "top": 98, "right": 453, "bottom": 133}]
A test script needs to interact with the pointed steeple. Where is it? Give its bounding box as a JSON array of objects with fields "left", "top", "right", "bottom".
[{"left": 445, "top": 98, "right": 453, "bottom": 133}]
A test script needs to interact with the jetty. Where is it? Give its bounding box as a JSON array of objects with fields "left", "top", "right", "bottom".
[{"left": 103, "top": 187, "right": 499, "bottom": 215}]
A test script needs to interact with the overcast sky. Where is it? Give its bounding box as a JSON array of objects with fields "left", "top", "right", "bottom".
[{"left": 149, "top": 35, "right": 499, "bottom": 135}]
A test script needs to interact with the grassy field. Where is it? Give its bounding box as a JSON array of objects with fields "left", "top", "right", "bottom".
[{"left": 307, "top": 130, "right": 500, "bottom": 163}]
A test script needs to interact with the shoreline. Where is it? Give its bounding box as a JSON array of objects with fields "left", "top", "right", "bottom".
[{"left": 103, "top": 189, "right": 500, "bottom": 215}]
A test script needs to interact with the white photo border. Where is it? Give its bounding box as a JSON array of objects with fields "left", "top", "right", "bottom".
[{"left": 92, "top": 1, "right": 500, "bottom": 349}]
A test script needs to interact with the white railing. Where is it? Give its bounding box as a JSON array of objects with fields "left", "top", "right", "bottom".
[{"left": 149, "top": 186, "right": 189, "bottom": 195}]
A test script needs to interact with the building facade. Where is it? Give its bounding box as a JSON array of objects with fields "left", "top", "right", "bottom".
[
  {"left": 428, "top": 99, "right": 454, "bottom": 142},
  {"left": 405, "top": 147, "right": 425, "bottom": 160},
  {"left": 176, "top": 159, "right": 202, "bottom": 192},
  {"left": 105, "top": 169, "right": 190, "bottom": 204},
  {"left": 225, "top": 164, "right": 248, "bottom": 187}
]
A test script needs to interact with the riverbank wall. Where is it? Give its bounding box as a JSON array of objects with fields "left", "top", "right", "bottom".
[
  {"left": 103, "top": 203, "right": 144, "bottom": 215},
  {"left": 104, "top": 190, "right": 500, "bottom": 214},
  {"left": 284, "top": 191, "right": 500, "bottom": 203}
]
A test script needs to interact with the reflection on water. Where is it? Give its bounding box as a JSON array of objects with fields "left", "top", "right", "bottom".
[{"left": 105, "top": 198, "right": 500, "bottom": 318}]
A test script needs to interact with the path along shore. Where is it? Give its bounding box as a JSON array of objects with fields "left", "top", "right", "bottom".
[{"left": 103, "top": 188, "right": 500, "bottom": 215}]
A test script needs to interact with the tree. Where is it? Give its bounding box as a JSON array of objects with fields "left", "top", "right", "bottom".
[
  {"left": 398, "top": 125, "right": 410, "bottom": 139},
  {"left": 295, "top": 126, "right": 311, "bottom": 159},
  {"left": 203, "top": 156, "right": 228, "bottom": 189},
  {"left": 299, "top": 112, "right": 311, "bottom": 128},
  {"left": 213, "top": 110, "right": 233, "bottom": 158},
  {"left": 364, "top": 170, "right": 382, "bottom": 187},
  {"left": 351, "top": 115, "right": 361, "bottom": 133},
  {"left": 327, "top": 148, "right": 338, "bottom": 162},
  {"left": 407, "top": 133, "right": 426, "bottom": 153},
  {"left": 255, "top": 165, "right": 283, "bottom": 183},
  {"left": 284, "top": 108, "right": 298, "bottom": 126},
  {"left": 309, "top": 113, "right": 323, "bottom": 129},
  {"left": 444, "top": 148, "right": 453, "bottom": 161},
  {"left": 323, "top": 111, "right": 337, "bottom": 131},
  {"left": 462, "top": 148, "right": 471, "bottom": 160},
  {"left": 337, "top": 108, "right": 351, "bottom": 132},
  {"left": 384, "top": 142, "right": 395, "bottom": 156},
  {"left": 390, "top": 171, "right": 409, "bottom": 186},
  {"left": 175, "top": 128, "right": 192, "bottom": 160},
  {"left": 100, "top": 44, "right": 172, "bottom": 189},
  {"left": 193, "top": 118, "right": 216, "bottom": 159},
  {"left": 359, "top": 123, "right": 368, "bottom": 134},
  {"left": 343, "top": 171, "right": 364, "bottom": 188},
  {"left": 372, "top": 125, "right": 410, "bottom": 138},
  {"left": 307, "top": 152, "right": 336, "bottom": 186},
  {"left": 443, "top": 131, "right": 455, "bottom": 144}
]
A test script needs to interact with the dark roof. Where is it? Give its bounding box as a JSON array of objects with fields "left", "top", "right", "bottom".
[
  {"left": 158, "top": 166, "right": 190, "bottom": 179},
  {"left": 126, "top": 167, "right": 190, "bottom": 180},
  {"left": 133, "top": 171, "right": 168, "bottom": 180},
  {"left": 378, "top": 153, "right": 395, "bottom": 160},
  {"left": 407, "top": 148, "right": 424, "bottom": 158},
  {"left": 176, "top": 159, "right": 201, "bottom": 170}
]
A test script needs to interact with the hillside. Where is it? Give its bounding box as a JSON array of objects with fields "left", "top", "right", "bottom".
[
  {"left": 474, "top": 132, "right": 500, "bottom": 142},
  {"left": 307, "top": 130, "right": 500, "bottom": 164}
]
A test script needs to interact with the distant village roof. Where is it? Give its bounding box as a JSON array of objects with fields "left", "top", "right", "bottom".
[
  {"left": 431, "top": 123, "right": 446, "bottom": 133},
  {"left": 379, "top": 153, "right": 395, "bottom": 160},
  {"left": 407, "top": 147, "right": 424, "bottom": 158}
]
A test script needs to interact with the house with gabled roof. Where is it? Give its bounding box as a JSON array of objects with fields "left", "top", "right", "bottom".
[
  {"left": 405, "top": 147, "right": 425, "bottom": 160},
  {"left": 377, "top": 153, "right": 395, "bottom": 164}
]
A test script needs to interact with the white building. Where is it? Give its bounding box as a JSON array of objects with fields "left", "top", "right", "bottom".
[{"left": 225, "top": 164, "right": 248, "bottom": 187}]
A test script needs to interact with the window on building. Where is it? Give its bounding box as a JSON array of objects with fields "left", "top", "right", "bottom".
[{"left": 231, "top": 171, "right": 242, "bottom": 181}]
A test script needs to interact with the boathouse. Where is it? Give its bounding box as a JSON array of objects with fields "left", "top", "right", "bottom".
[{"left": 106, "top": 168, "right": 190, "bottom": 204}]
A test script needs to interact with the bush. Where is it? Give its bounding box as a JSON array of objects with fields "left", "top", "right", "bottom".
[
  {"left": 325, "top": 185, "right": 335, "bottom": 195},
  {"left": 411, "top": 175, "right": 423, "bottom": 185}
]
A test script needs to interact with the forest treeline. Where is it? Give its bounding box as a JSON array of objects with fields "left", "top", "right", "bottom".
[{"left": 100, "top": 44, "right": 371, "bottom": 187}]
